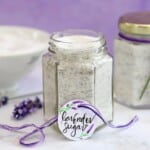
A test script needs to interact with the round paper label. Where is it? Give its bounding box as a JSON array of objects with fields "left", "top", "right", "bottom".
[{"left": 58, "top": 100, "right": 97, "bottom": 140}]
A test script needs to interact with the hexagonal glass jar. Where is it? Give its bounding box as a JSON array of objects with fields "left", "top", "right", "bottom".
[
  {"left": 43, "top": 30, "right": 113, "bottom": 125},
  {"left": 114, "top": 12, "right": 150, "bottom": 108}
]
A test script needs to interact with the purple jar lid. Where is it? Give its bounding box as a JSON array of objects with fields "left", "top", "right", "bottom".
[
  {"left": 119, "top": 12, "right": 150, "bottom": 24},
  {"left": 119, "top": 12, "right": 150, "bottom": 35}
]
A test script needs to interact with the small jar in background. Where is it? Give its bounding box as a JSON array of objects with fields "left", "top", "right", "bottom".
[
  {"left": 43, "top": 29, "right": 113, "bottom": 125},
  {"left": 114, "top": 12, "right": 150, "bottom": 108}
]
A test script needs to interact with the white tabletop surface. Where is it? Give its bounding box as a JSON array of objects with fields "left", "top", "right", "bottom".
[{"left": 0, "top": 65, "right": 150, "bottom": 150}]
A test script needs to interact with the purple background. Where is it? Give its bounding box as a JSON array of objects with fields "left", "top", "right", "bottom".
[{"left": 0, "top": 0, "right": 149, "bottom": 54}]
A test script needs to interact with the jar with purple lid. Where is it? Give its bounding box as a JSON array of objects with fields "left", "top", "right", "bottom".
[{"left": 114, "top": 12, "right": 150, "bottom": 108}]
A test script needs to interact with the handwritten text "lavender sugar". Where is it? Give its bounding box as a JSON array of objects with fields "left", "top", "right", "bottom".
[{"left": 61, "top": 111, "right": 95, "bottom": 137}]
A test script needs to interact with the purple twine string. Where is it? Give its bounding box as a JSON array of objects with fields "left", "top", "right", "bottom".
[
  {"left": 0, "top": 101, "right": 138, "bottom": 147},
  {"left": 0, "top": 116, "right": 57, "bottom": 147},
  {"left": 78, "top": 103, "right": 138, "bottom": 128},
  {"left": 119, "top": 32, "right": 150, "bottom": 43}
]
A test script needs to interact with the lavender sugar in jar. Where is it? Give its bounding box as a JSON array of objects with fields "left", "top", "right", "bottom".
[
  {"left": 43, "top": 30, "right": 113, "bottom": 126},
  {"left": 114, "top": 12, "right": 150, "bottom": 108}
]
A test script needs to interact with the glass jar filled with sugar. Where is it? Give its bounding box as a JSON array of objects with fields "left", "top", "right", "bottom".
[
  {"left": 114, "top": 12, "right": 150, "bottom": 108},
  {"left": 43, "top": 30, "right": 113, "bottom": 126}
]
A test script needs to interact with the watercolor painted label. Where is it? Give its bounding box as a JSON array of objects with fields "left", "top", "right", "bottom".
[{"left": 58, "top": 100, "right": 97, "bottom": 140}]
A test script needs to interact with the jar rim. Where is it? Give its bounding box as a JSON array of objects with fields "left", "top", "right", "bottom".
[{"left": 50, "top": 29, "right": 105, "bottom": 45}]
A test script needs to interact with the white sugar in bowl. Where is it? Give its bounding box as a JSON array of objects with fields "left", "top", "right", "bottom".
[{"left": 0, "top": 26, "right": 49, "bottom": 96}]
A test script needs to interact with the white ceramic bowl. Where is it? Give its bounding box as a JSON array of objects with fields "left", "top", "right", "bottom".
[{"left": 0, "top": 26, "right": 49, "bottom": 95}]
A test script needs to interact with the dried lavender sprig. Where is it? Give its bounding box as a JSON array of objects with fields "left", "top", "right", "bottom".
[
  {"left": 13, "top": 97, "right": 42, "bottom": 120},
  {"left": 0, "top": 96, "right": 9, "bottom": 107},
  {"left": 139, "top": 76, "right": 150, "bottom": 100}
]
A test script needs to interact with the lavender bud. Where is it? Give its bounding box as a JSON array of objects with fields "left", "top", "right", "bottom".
[{"left": 13, "top": 97, "right": 43, "bottom": 120}]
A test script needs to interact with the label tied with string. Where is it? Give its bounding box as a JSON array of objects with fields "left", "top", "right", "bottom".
[
  {"left": 58, "top": 100, "right": 97, "bottom": 140},
  {"left": 58, "top": 99, "right": 138, "bottom": 140},
  {"left": 0, "top": 99, "right": 138, "bottom": 147}
]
